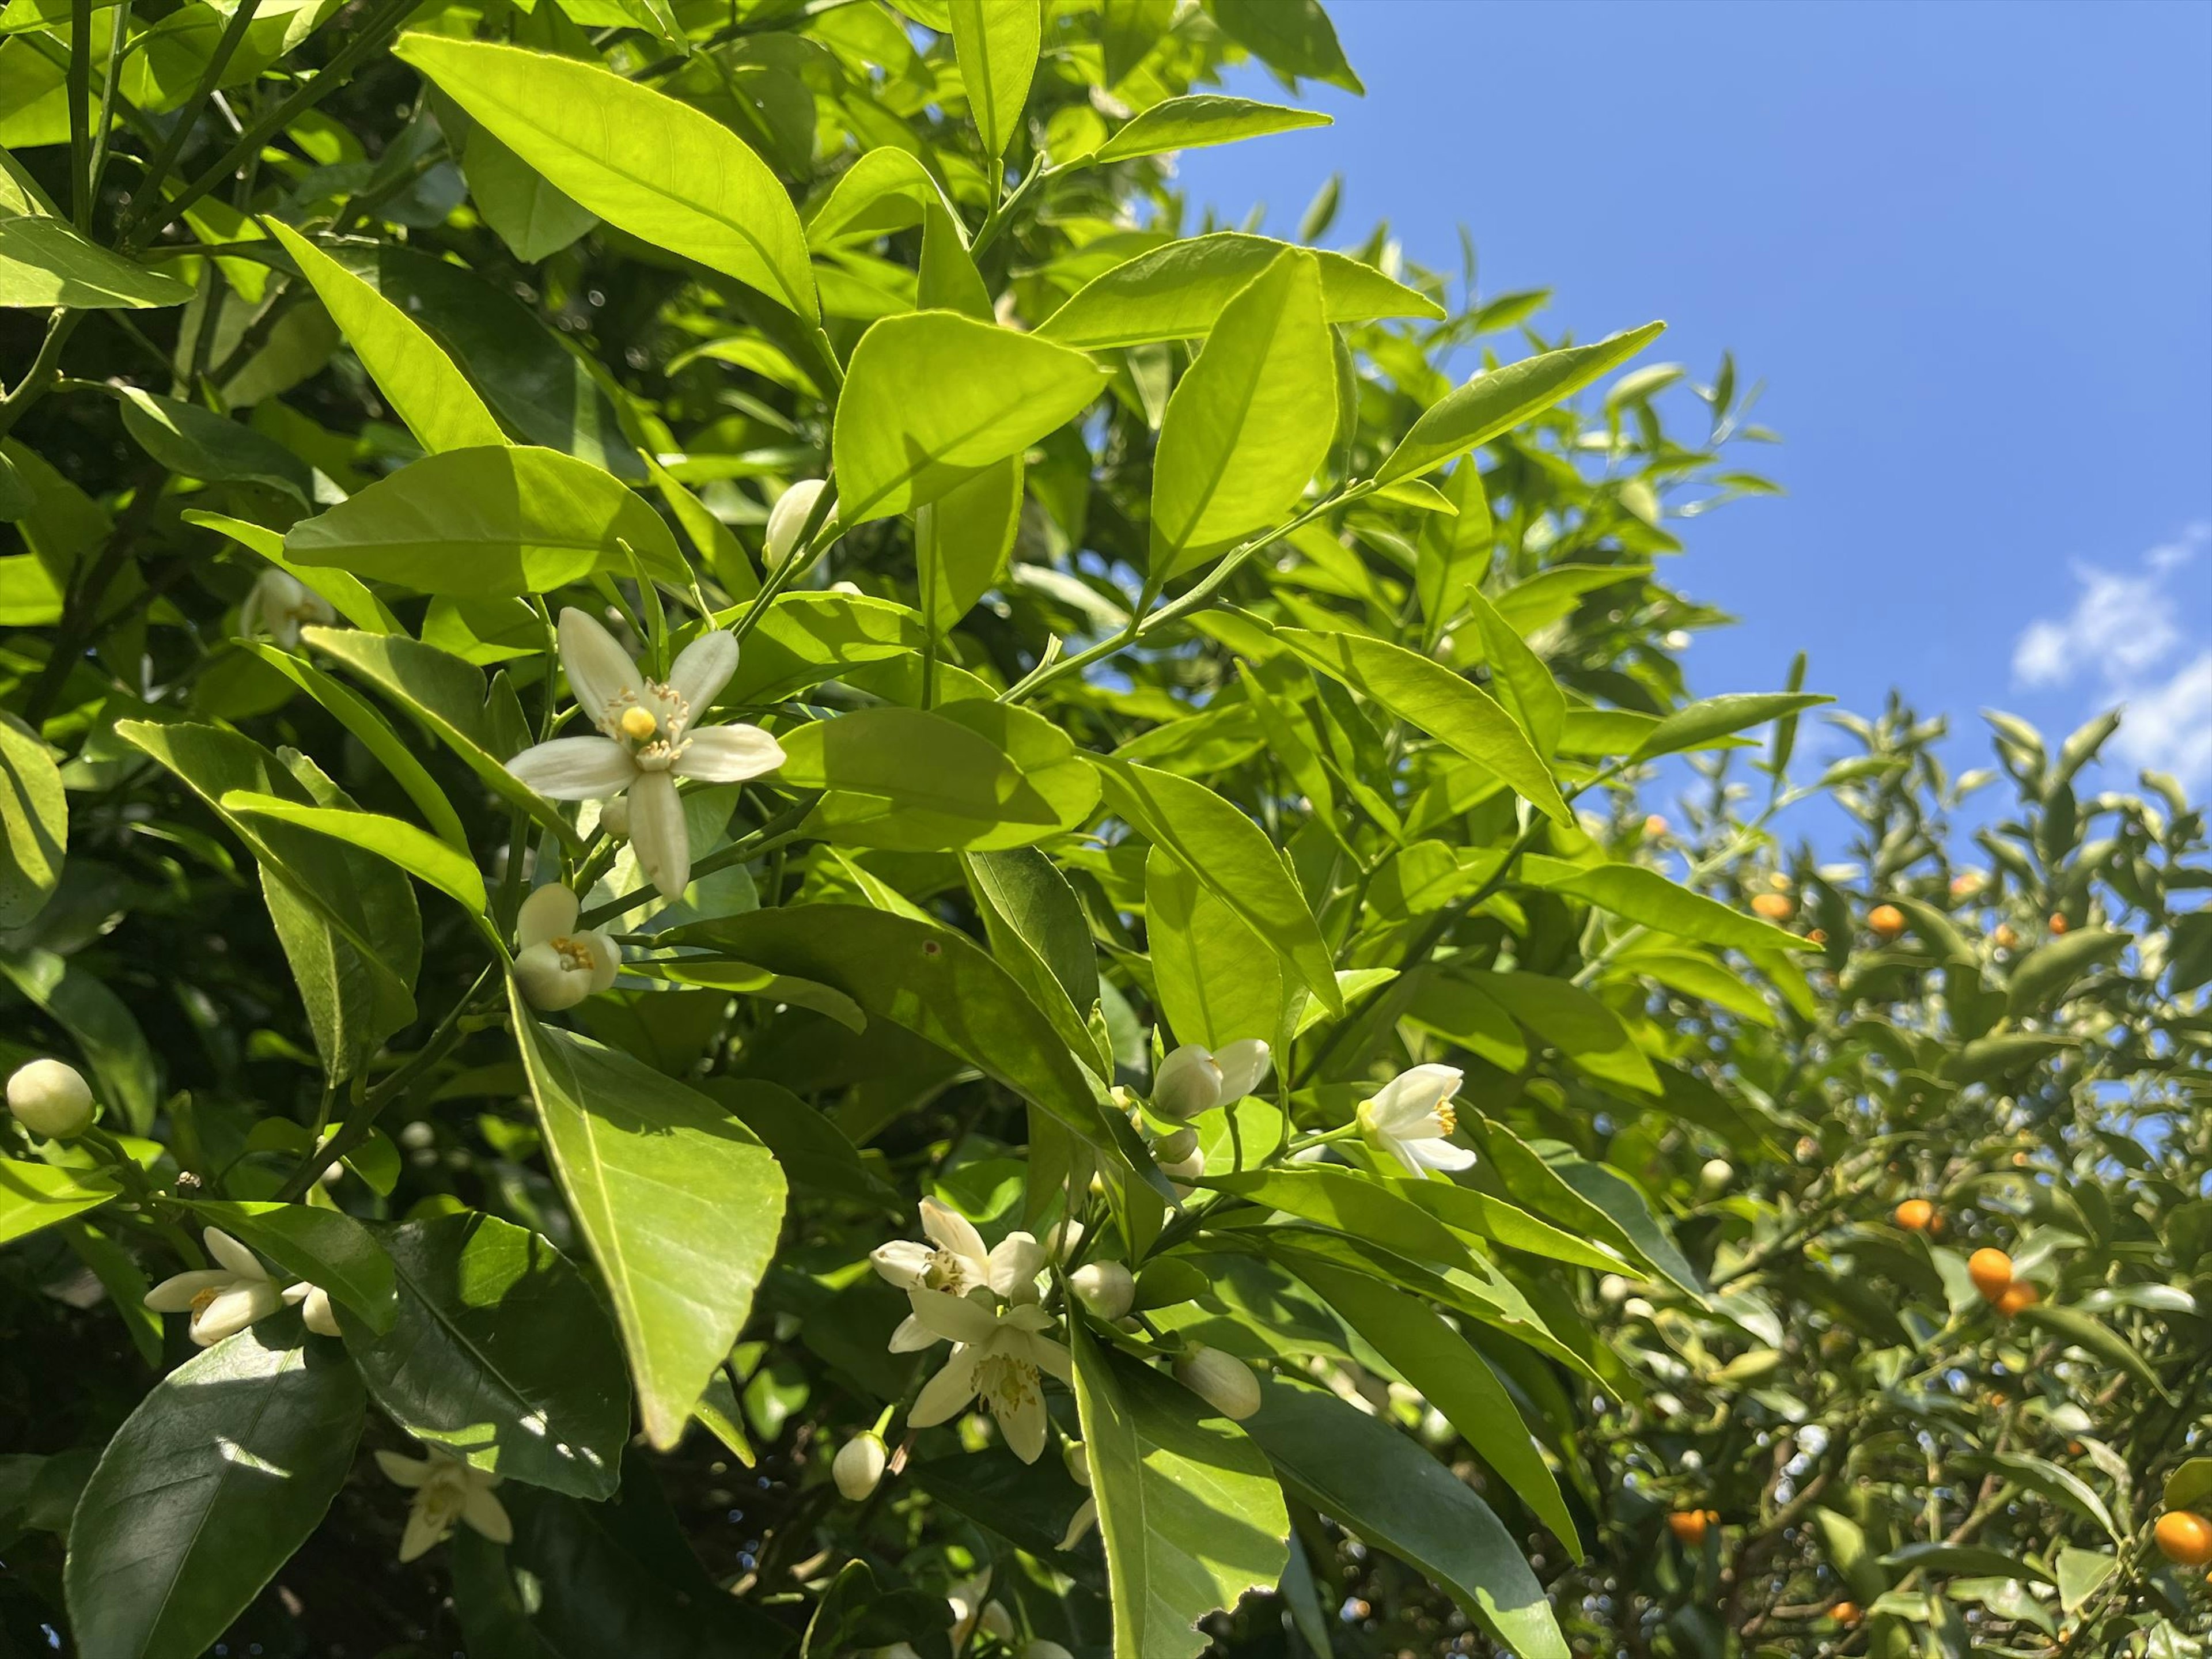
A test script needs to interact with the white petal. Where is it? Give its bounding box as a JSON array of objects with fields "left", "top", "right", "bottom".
[
  {"left": 1025, "top": 1332, "right": 1074, "bottom": 1385},
  {"left": 666, "top": 630, "right": 738, "bottom": 715},
  {"left": 203, "top": 1228, "right": 266, "bottom": 1281},
  {"left": 908, "top": 1349, "right": 983, "bottom": 1427},
  {"left": 919, "top": 1198, "right": 989, "bottom": 1275},
  {"left": 1380, "top": 1135, "right": 1429, "bottom": 1179},
  {"left": 1368, "top": 1063, "right": 1462, "bottom": 1134},
  {"left": 870, "top": 1239, "right": 934, "bottom": 1290},
  {"left": 1213, "top": 1039, "right": 1272, "bottom": 1103},
  {"left": 582, "top": 930, "right": 622, "bottom": 993},
  {"left": 191, "top": 1281, "right": 282, "bottom": 1345},
  {"left": 375, "top": 1449, "right": 431, "bottom": 1488},
  {"left": 887, "top": 1311, "right": 942, "bottom": 1352},
  {"left": 987, "top": 1232, "right": 1047, "bottom": 1302},
  {"left": 627, "top": 770, "right": 690, "bottom": 899},
  {"left": 559, "top": 607, "right": 643, "bottom": 733},
  {"left": 461, "top": 1485, "right": 513, "bottom": 1543},
  {"left": 1153, "top": 1044, "right": 1224, "bottom": 1119},
  {"left": 298, "top": 1285, "right": 342, "bottom": 1336},
  {"left": 908, "top": 1288, "right": 998, "bottom": 1347},
  {"left": 145, "top": 1268, "right": 234, "bottom": 1311},
  {"left": 672, "top": 724, "right": 785, "bottom": 783},
  {"left": 1410, "top": 1137, "right": 1476, "bottom": 1172},
  {"left": 516, "top": 882, "right": 581, "bottom": 949},
  {"left": 1057, "top": 1495, "right": 1098, "bottom": 1551},
  {"left": 514, "top": 942, "right": 591, "bottom": 1012},
  {"left": 508, "top": 736, "right": 637, "bottom": 801},
  {"left": 397, "top": 1501, "right": 449, "bottom": 1563},
  {"left": 996, "top": 1386, "right": 1048, "bottom": 1464}
]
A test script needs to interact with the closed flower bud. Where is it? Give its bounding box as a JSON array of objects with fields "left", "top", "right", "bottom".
[
  {"left": 1150, "top": 1127, "right": 1199, "bottom": 1164},
  {"left": 1070, "top": 1261, "right": 1134, "bottom": 1320},
  {"left": 1044, "top": 1219, "right": 1085, "bottom": 1262},
  {"left": 1698, "top": 1158, "right": 1733, "bottom": 1195},
  {"left": 1597, "top": 1274, "right": 1631, "bottom": 1306},
  {"left": 1174, "top": 1344, "right": 1261, "bottom": 1421},
  {"left": 597, "top": 796, "right": 629, "bottom": 839},
  {"left": 765, "top": 478, "right": 830, "bottom": 569},
  {"left": 1152, "top": 1043, "right": 1223, "bottom": 1119},
  {"left": 834, "top": 1431, "right": 887, "bottom": 1501},
  {"left": 7, "top": 1058, "right": 94, "bottom": 1139}
]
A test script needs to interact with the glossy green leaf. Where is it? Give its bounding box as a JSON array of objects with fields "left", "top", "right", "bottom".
[
  {"left": 2015, "top": 1304, "right": 2170, "bottom": 1399},
  {"left": 1145, "top": 846, "right": 1282, "bottom": 1050},
  {"left": 1094, "top": 94, "right": 1328, "bottom": 162},
  {"left": 181, "top": 1198, "right": 398, "bottom": 1335},
  {"left": 392, "top": 35, "right": 817, "bottom": 320},
  {"left": 916, "top": 454, "right": 1022, "bottom": 634},
  {"left": 968, "top": 846, "right": 1109, "bottom": 1075},
  {"left": 1207, "top": 0, "right": 1363, "bottom": 93},
  {"left": 1382, "top": 1175, "right": 1631, "bottom": 1274},
  {"left": 2165, "top": 1457, "right": 2212, "bottom": 1512},
  {"left": 510, "top": 995, "right": 786, "bottom": 1448},
  {"left": 0, "top": 214, "right": 194, "bottom": 308},
  {"left": 462, "top": 124, "right": 599, "bottom": 265},
  {"left": 1150, "top": 248, "right": 1334, "bottom": 578},
  {"left": 1377, "top": 321, "right": 1665, "bottom": 484},
  {"left": 701, "top": 1077, "right": 900, "bottom": 1209},
  {"left": 1240, "top": 1378, "right": 1568, "bottom": 1659},
  {"left": 1090, "top": 755, "right": 1341, "bottom": 1012},
  {"left": 64, "top": 1319, "right": 365, "bottom": 1659},
  {"left": 1206, "top": 1167, "right": 1475, "bottom": 1271},
  {"left": 804, "top": 146, "right": 959, "bottom": 248},
  {"left": 1069, "top": 1317, "right": 1289, "bottom": 1659},
  {"left": 1518, "top": 854, "right": 1812, "bottom": 951},
  {"left": 1630, "top": 691, "right": 1831, "bottom": 761},
  {"left": 1040, "top": 233, "right": 1441, "bottom": 350},
  {"left": 1464, "top": 583, "right": 1565, "bottom": 756},
  {"left": 0, "top": 1157, "right": 116, "bottom": 1245},
  {"left": 344, "top": 1211, "right": 629, "bottom": 1498},
  {"left": 267, "top": 219, "right": 507, "bottom": 454},
  {"left": 189, "top": 509, "right": 401, "bottom": 635},
  {"left": 114, "top": 389, "right": 314, "bottom": 503},
  {"left": 1272, "top": 626, "right": 1573, "bottom": 825},
  {"left": 948, "top": 0, "right": 1039, "bottom": 161},
  {"left": 0, "top": 709, "right": 64, "bottom": 927},
  {"left": 221, "top": 791, "right": 487, "bottom": 914},
  {"left": 286, "top": 445, "right": 682, "bottom": 597},
  {"left": 833, "top": 310, "right": 1109, "bottom": 522},
  {"left": 2006, "top": 926, "right": 2132, "bottom": 1016}
]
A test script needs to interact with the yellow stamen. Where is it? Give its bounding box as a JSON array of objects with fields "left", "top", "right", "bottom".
[
  {"left": 554, "top": 937, "right": 595, "bottom": 971},
  {"left": 191, "top": 1287, "right": 221, "bottom": 1317},
  {"left": 1434, "top": 1103, "right": 1457, "bottom": 1137},
  {"left": 619, "top": 705, "right": 658, "bottom": 740}
]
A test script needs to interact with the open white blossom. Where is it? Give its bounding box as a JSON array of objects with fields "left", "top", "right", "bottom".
[
  {"left": 376, "top": 1445, "right": 512, "bottom": 1562},
  {"left": 511, "top": 884, "right": 619, "bottom": 1012},
  {"left": 1151, "top": 1038, "right": 1271, "bottom": 1119},
  {"left": 1058, "top": 1438, "right": 1097, "bottom": 1550},
  {"left": 874, "top": 1200, "right": 1047, "bottom": 1353},
  {"left": 906, "top": 1290, "right": 1072, "bottom": 1464},
  {"left": 144, "top": 1227, "right": 289, "bottom": 1346},
  {"left": 946, "top": 1569, "right": 1015, "bottom": 1646},
  {"left": 1357, "top": 1062, "right": 1476, "bottom": 1177},
  {"left": 286, "top": 1282, "right": 342, "bottom": 1337},
  {"left": 240, "top": 568, "right": 336, "bottom": 648},
  {"left": 505, "top": 609, "right": 785, "bottom": 899}
]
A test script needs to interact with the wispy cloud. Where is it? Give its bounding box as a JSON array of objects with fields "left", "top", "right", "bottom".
[{"left": 2012, "top": 522, "right": 2212, "bottom": 785}]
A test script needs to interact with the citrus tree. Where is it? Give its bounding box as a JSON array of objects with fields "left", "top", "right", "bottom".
[{"left": 0, "top": 2, "right": 2204, "bottom": 1657}]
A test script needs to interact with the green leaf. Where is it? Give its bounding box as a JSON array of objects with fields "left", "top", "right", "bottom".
[
  {"left": 1286, "top": 1253, "right": 1578, "bottom": 1551},
  {"left": 0, "top": 214, "right": 194, "bottom": 308},
  {"left": 1240, "top": 1378, "right": 1568, "bottom": 1659},
  {"left": 221, "top": 791, "right": 487, "bottom": 914},
  {"left": 948, "top": 0, "right": 1039, "bottom": 161},
  {"left": 915, "top": 454, "right": 1022, "bottom": 634},
  {"left": 391, "top": 35, "right": 817, "bottom": 321},
  {"left": 1205, "top": 1168, "right": 1476, "bottom": 1271},
  {"left": 266, "top": 219, "right": 507, "bottom": 454},
  {"left": 189, "top": 509, "right": 402, "bottom": 635},
  {"left": 2165, "top": 1457, "right": 2212, "bottom": 1512},
  {"left": 0, "top": 1157, "right": 116, "bottom": 1245},
  {"left": 700, "top": 1077, "right": 900, "bottom": 1209},
  {"left": 1068, "top": 1316, "right": 1289, "bottom": 1659},
  {"left": 0, "top": 946, "right": 162, "bottom": 1135},
  {"left": 63, "top": 1319, "right": 365, "bottom": 1659},
  {"left": 113, "top": 388, "right": 314, "bottom": 503},
  {"left": 1094, "top": 94, "right": 1328, "bottom": 162},
  {"left": 1382, "top": 1175, "right": 1631, "bottom": 1275},
  {"left": 509, "top": 995, "right": 786, "bottom": 1448},
  {"left": 463, "top": 124, "right": 599, "bottom": 265},
  {"left": 344, "top": 1211, "right": 629, "bottom": 1499},
  {"left": 1040, "top": 233, "right": 1441, "bottom": 350},
  {"left": 2005, "top": 926, "right": 2133, "bottom": 1016},
  {"left": 1150, "top": 248, "right": 1334, "bottom": 579},
  {"left": 804, "top": 146, "right": 960, "bottom": 248},
  {"left": 1272, "top": 626, "right": 1572, "bottom": 826},
  {"left": 1146, "top": 846, "right": 1282, "bottom": 1050},
  {"left": 302, "top": 627, "right": 582, "bottom": 854},
  {"left": 1631, "top": 692, "right": 1831, "bottom": 762},
  {"left": 180, "top": 1198, "right": 398, "bottom": 1335},
  {"left": 1957, "top": 1452, "right": 2119, "bottom": 1542},
  {"left": 2015, "top": 1303, "right": 2171, "bottom": 1400},
  {"left": 2055, "top": 1546, "right": 2116, "bottom": 1615},
  {"left": 969, "top": 846, "right": 1109, "bottom": 1075},
  {"left": 0, "top": 709, "right": 65, "bottom": 927},
  {"left": 1089, "top": 755, "right": 1340, "bottom": 1013},
  {"left": 1377, "top": 322, "right": 1665, "bottom": 484},
  {"left": 286, "top": 446, "right": 682, "bottom": 598},
  {"left": 776, "top": 703, "right": 1101, "bottom": 850},
  {"left": 1464, "top": 584, "right": 1565, "bottom": 756},
  {"left": 1518, "top": 854, "right": 1811, "bottom": 952},
  {"left": 833, "top": 310, "right": 1108, "bottom": 522},
  {"left": 1207, "top": 0, "right": 1363, "bottom": 93},
  {"left": 1878, "top": 1543, "right": 2035, "bottom": 1579}
]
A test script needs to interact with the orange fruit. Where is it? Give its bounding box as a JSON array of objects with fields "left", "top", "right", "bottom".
[
  {"left": 2155, "top": 1510, "right": 2212, "bottom": 1567},
  {"left": 1950, "top": 872, "right": 1982, "bottom": 896},
  {"left": 1967, "top": 1248, "right": 2014, "bottom": 1302},
  {"left": 1994, "top": 923, "right": 2019, "bottom": 949},
  {"left": 2048, "top": 912, "right": 2070, "bottom": 934},
  {"left": 1807, "top": 927, "right": 1828, "bottom": 946},
  {"left": 1643, "top": 814, "right": 1669, "bottom": 838},
  {"left": 1666, "top": 1509, "right": 1710, "bottom": 1545},
  {"left": 1831, "top": 1601, "right": 1862, "bottom": 1625},
  {"left": 2066, "top": 1440, "right": 2085, "bottom": 1456},
  {"left": 1894, "top": 1199, "right": 1935, "bottom": 1232},
  {"left": 1868, "top": 903, "right": 1907, "bottom": 939},
  {"left": 1751, "top": 892, "right": 1794, "bottom": 922}
]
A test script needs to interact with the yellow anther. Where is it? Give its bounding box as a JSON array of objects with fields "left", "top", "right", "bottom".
[
  {"left": 1434, "top": 1103, "right": 1457, "bottom": 1136},
  {"left": 619, "top": 705, "right": 658, "bottom": 741}
]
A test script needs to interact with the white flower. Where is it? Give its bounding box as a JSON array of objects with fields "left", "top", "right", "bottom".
[
  {"left": 510, "top": 884, "right": 619, "bottom": 1012},
  {"left": 144, "top": 1227, "right": 288, "bottom": 1346},
  {"left": 1173, "top": 1343, "right": 1262, "bottom": 1421},
  {"left": 286, "top": 1282, "right": 342, "bottom": 1337},
  {"left": 505, "top": 608, "right": 785, "bottom": 899},
  {"left": 1070, "top": 1260, "right": 1134, "bottom": 1320},
  {"left": 1044, "top": 1218, "right": 1084, "bottom": 1261},
  {"left": 1058, "top": 1438, "right": 1097, "bottom": 1550},
  {"left": 1151, "top": 1038, "right": 1271, "bottom": 1119},
  {"left": 7, "top": 1058, "right": 94, "bottom": 1139},
  {"left": 906, "top": 1290, "right": 1072, "bottom": 1464},
  {"left": 240, "top": 567, "right": 336, "bottom": 648},
  {"left": 946, "top": 1569, "right": 1015, "bottom": 1645},
  {"left": 874, "top": 1201, "right": 1047, "bottom": 1351},
  {"left": 764, "top": 477, "right": 832, "bottom": 569},
  {"left": 376, "top": 1444, "right": 513, "bottom": 1562},
  {"left": 1356, "top": 1062, "right": 1476, "bottom": 1178},
  {"left": 833, "top": 1431, "right": 887, "bottom": 1501}
]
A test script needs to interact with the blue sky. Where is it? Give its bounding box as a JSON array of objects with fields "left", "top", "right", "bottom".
[{"left": 1175, "top": 0, "right": 2212, "bottom": 809}]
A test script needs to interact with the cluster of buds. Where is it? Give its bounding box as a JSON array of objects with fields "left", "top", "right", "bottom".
[{"left": 1143, "top": 1039, "right": 1271, "bottom": 1192}]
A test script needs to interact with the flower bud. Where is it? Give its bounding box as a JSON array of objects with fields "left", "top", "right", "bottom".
[
  {"left": 1149, "top": 1127, "right": 1199, "bottom": 1164},
  {"left": 1152, "top": 1044, "right": 1223, "bottom": 1120},
  {"left": 834, "top": 1431, "right": 887, "bottom": 1501},
  {"left": 1160, "top": 1146, "right": 1206, "bottom": 1183},
  {"left": 765, "top": 478, "right": 830, "bottom": 568},
  {"left": 1021, "top": 1644, "right": 1075, "bottom": 1659},
  {"left": 7, "top": 1058, "right": 94, "bottom": 1139},
  {"left": 1212, "top": 1038, "right": 1272, "bottom": 1103},
  {"left": 1174, "top": 1344, "right": 1261, "bottom": 1420},
  {"left": 1597, "top": 1273, "right": 1631, "bottom": 1306},
  {"left": 1062, "top": 1438, "right": 1090, "bottom": 1488},
  {"left": 1070, "top": 1261, "right": 1134, "bottom": 1321},
  {"left": 1698, "top": 1158, "right": 1733, "bottom": 1196},
  {"left": 597, "top": 796, "right": 630, "bottom": 839},
  {"left": 1044, "top": 1219, "right": 1085, "bottom": 1262}
]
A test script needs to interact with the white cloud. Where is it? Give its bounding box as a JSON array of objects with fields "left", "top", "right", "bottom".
[{"left": 2012, "top": 522, "right": 2212, "bottom": 783}]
